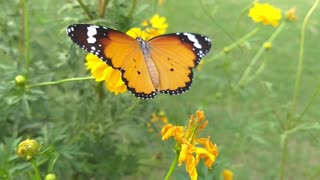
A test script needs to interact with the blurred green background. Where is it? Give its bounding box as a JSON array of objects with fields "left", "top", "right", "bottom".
[{"left": 0, "top": 0, "right": 319, "bottom": 179}]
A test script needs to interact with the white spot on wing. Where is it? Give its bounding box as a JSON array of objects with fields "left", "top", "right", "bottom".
[
  {"left": 183, "top": 33, "right": 202, "bottom": 49},
  {"left": 87, "top": 25, "right": 99, "bottom": 44}
]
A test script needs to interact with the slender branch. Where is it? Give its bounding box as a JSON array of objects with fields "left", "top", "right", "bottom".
[
  {"left": 164, "top": 151, "right": 179, "bottom": 180},
  {"left": 207, "top": 27, "right": 260, "bottom": 63},
  {"left": 279, "top": 135, "right": 288, "bottom": 180},
  {"left": 32, "top": 159, "right": 41, "bottom": 180},
  {"left": 238, "top": 21, "right": 285, "bottom": 86},
  {"left": 200, "top": 0, "right": 235, "bottom": 43},
  {"left": 77, "top": 0, "right": 93, "bottom": 20},
  {"left": 22, "top": 0, "right": 31, "bottom": 77},
  {"left": 280, "top": 1, "right": 319, "bottom": 179},
  {"left": 296, "top": 82, "right": 320, "bottom": 123},
  {"left": 98, "top": 0, "right": 108, "bottom": 18},
  {"left": 127, "top": 0, "right": 137, "bottom": 19},
  {"left": 26, "top": 76, "right": 94, "bottom": 88},
  {"left": 289, "top": 0, "right": 320, "bottom": 122}
]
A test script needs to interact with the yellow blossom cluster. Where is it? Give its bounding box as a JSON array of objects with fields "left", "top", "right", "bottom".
[
  {"left": 161, "top": 111, "right": 218, "bottom": 180},
  {"left": 147, "top": 111, "right": 169, "bottom": 133}
]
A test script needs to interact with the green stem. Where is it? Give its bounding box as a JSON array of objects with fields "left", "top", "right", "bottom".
[
  {"left": 22, "top": 0, "right": 31, "bottom": 77},
  {"left": 309, "top": 166, "right": 320, "bottom": 180},
  {"left": 235, "top": 0, "right": 259, "bottom": 33},
  {"left": 77, "top": 0, "right": 93, "bottom": 20},
  {"left": 296, "top": 82, "right": 320, "bottom": 123},
  {"left": 127, "top": 0, "right": 137, "bottom": 19},
  {"left": 32, "top": 159, "right": 41, "bottom": 180},
  {"left": 164, "top": 151, "right": 179, "bottom": 180},
  {"left": 280, "top": 1, "right": 319, "bottom": 179},
  {"left": 26, "top": 76, "right": 94, "bottom": 88},
  {"left": 200, "top": 0, "right": 235, "bottom": 43},
  {"left": 289, "top": 0, "right": 319, "bottom": 123},
  {"left": 98, "top": 0, "right": 108, "bottom": 18},
  {"left": 207, "top": 27, "right": 259, "bottom": 63},
  {"left": 238, "top": 21, "right": 285, "bottom": 87},
  {"left": 279, "top": 135, "right": 288, "bottom": 180}
]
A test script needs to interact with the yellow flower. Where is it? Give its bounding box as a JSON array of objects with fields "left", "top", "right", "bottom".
[
  {"left": 223, "top": 169, "right": 234, "bottom": 180},
  {"left": 248, "top": 2, "right": 282, "bottom": 27},
  {"left": 149, "top": 14, "right": 168, "bottom": 30},
  {"left": 161, "top": 111, "right": 219, "bottom": 180},
  {"left": 85, "top": 53, "right": 127, "bottom": 95},
  {"left": 159, "top": 0, "right": 166, "bottom": 6},
  {"left": 148, "top": 111, "right": 169, "bottom": 133},
  {"left": 126, "top": 27, "right": 148, "bottom": 40},
  {"left": 286, "top": 7, "right": 297, "bottom": 22},
  {"left": 16, "top": 138, "right": 41, "bottom": 160},
  {"left": 127, "top": 14, "right": 168, "bottom": 40}
]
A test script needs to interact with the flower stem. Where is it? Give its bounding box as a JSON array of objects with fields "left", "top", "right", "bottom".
[
  {"left": 22, "top": 0, "right": 31, "bottom": 77},
  {"left": 98, "top": 0, "right": 108, "bottom": 18},
  {"left": 127, "top": 0, "right": 137, "bottom": 19},
  {"left": 164, "top": 152, "right": 179, "bottom": 180},
  {"left": 26, "top": 76, "right": 94, "bottom": 88},
  {"left": 280, "top": 1, "right": 319, "bottom": 179},
  {"left": 289, "top": 0, "right": 319, "bottom": 123},
  {"left": 207, "top": 27, "right": 259, "bottom": 63},
  {"left": 296, "top": 82, "right": 320, "bottom": 123},
  {"left": 238, "top": 22, "right": 285, "bottom": 87},
  {"left": 32, "top": 159, "right": 41, "bottom": 180},
  {"left": 279, "top": 135, "right": 288, "bottom": 180},
  {"left": 77, "top": 0, "right": 93, "bottom": 20}
]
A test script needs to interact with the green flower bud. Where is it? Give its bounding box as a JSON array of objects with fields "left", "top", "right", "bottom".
[
  {"left": 16, "top": 138, "right": 41, "bottom": 160},
  {"left": 15, "top": 75, "right": 26, "bottom": 86},
  {"left": 45, "top": 173, "right": 57, "bottom": 180}
]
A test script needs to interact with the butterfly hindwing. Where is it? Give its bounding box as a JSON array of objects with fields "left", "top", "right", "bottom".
[
  {"left": 149, "top": 33, "right": 212, "bottom": 95},
  {"left": 120, "top": 50, "right": 157, "bottom": 99}
]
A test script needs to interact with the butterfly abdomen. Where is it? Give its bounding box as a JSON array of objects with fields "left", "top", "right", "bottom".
[{"left": 137, "top": 37, "right": 160, "bottom": 89}]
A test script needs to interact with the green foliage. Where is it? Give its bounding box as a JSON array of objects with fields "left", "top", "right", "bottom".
[{"left": 0, "top": 0, "right": 320, "bottom": 179}]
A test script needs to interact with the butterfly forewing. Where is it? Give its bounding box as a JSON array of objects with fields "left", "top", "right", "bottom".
[
  {"left": 66, "top": 24, "right": 137, "bottom": 69},
  {"left": 66, "top": 24, "right": 157, "bottom": 98},
  {"left": 148, "top": 33, "right": 212, "bottom": 95}
]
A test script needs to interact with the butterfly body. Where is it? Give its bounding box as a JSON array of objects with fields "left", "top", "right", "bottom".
[{"left": 66, "top": 24, "right": 212, "bottom": 99}]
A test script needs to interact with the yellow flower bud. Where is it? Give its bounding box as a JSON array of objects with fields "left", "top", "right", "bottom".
[
  {"left": 223, "top": 47, "right": 231, "bottom": 54},
  {"left": 223, "top": 169, "right": 234, "bottom": 180},
  {"left": 15, "top": 75, "right": 26, "bottom": 86},
  {"left": 263, "top": 41, "right": 272, "bottom": 50},
  {"left": 286, "top": 7, "right": 297, "bottom": 22},
  {"left": 45, "top": 173, "right": 57, "bottom": 180},
  {"left": 16, "top": 138, "right": 41, "bottom": 160}
]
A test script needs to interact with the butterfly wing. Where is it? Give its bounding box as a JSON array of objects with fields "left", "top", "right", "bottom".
[
  {"left": 148, "top": 33, "right": 212, "bottom": 95},
  {"left": 66, "top": 24, "right": 157, "bottom": 98}
]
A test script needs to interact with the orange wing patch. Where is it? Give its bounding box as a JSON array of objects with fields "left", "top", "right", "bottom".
[
  {"left": 121, "top": 50, "right": 157, "bottom": 99},
  {"left": 149, "top": 33, "right": 211, "bottom": 95},
  {"left": 99, "top": 31, "right": 138, "bottom": 69},
  {"left": 100, "top": 32, "right": 157, "bottom": 98}
]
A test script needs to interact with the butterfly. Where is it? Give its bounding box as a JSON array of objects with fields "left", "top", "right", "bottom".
[{"left": 66, "top": 24, "right": 212, "bottom": 99}]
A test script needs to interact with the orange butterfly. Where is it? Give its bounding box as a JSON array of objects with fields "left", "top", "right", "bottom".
[{"left": 66, "top": 24, "right": 211, "bottom": 99}]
